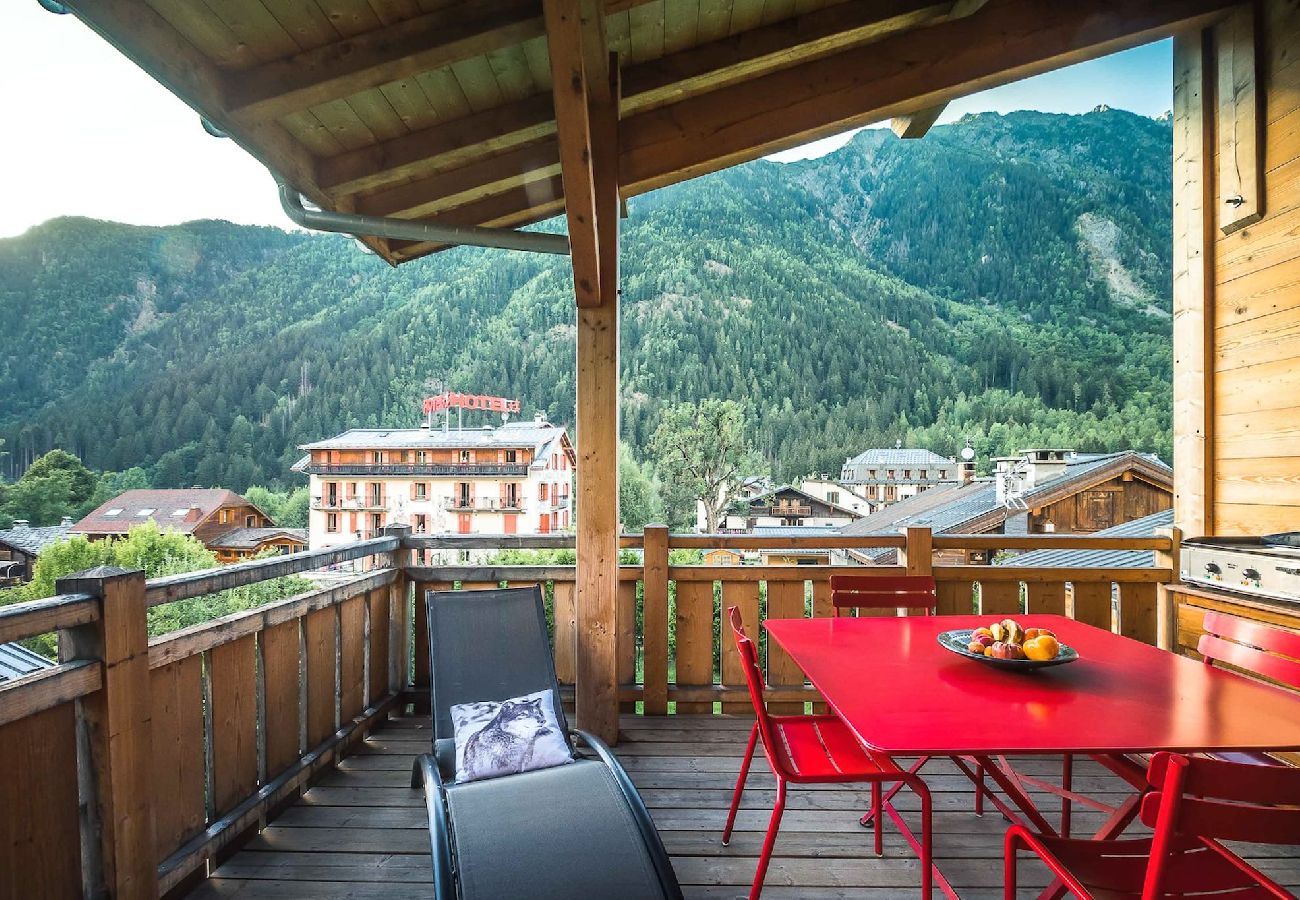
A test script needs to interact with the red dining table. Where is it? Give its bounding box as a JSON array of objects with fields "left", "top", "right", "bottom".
[{"left": 764, "top": 614, "right": 1300, "bottom": 894}]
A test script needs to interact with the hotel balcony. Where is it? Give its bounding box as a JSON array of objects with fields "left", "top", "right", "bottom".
[
  {"left": 311, "top": 496, "right": 386, "bottom": 511},
  {"left": 443, "top": 497, "right": 526, "bottom": 512},
  {"left": 303, "top": 462, "right": 529, "bottom": 477}
]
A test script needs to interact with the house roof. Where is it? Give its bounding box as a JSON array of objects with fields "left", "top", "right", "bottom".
[
  {"left": 746, "top": 485, "right": 864, "bottom": 520},
  {"left": 0, "top": 642, "right": 54, "bottom": 683},
  {"left": 1002, "top": 509, "right": 1175, "bottom": 569},
  {"left": 70, "top": 489, "right": 254, "bottom": 536},
  {"left": 207, "top": 527, "right": 309, "bottom": 551},
  {"left": 841, "top": 451, "right": 1172, "bottom": 562},
  {"left": 0, "top": 522, "right": 72, "bottom": 556},
  {"left": 46, "top": 0, "right": 1229, "bottom": 267},
  {"left": 298, "top": 422, "right": 572, "bottom": 459},
  {"left": 843, "top": 448, "right": 955, "bottom": 469}
]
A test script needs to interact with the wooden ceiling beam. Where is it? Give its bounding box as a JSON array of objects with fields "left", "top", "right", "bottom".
[
  {"left": 345, "top": 0, "right": 956, "bottom": 214},
  {"left": 227, "top": 0, "right": 658, "bottom": 123},
  {"left": 63, "top": 0, "right": 401, "bottom": 260},
  {"left": 891, "top": 103, "right": 948, "bottom": 138},
  {"left": 543, "top": 0, "right": 609, "bottom": 308},
  {"left": 619, "top": 0, "right": 1237, "bottom": 196}
]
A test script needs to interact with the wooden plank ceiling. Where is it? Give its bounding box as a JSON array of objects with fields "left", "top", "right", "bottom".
[{"left": 66, "top": 0, "right": 1235, "bottom": 265}]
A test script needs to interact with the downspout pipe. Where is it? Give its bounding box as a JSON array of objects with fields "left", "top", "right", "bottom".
[{"left": 276, "top": 179, "right": 570, "bottom": 256}]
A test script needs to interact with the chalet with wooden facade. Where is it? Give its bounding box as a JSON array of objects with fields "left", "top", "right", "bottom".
[
  {"left": 843, "top": 449, "right": 1173, "bottom": 564},
  {"left": 724, "top": 484, "right": 864, "bottom": 531},
  {"left": 69, "top": 489, "right": 294, "bottom": 561},
  {"left": 0, "top": 519, "right": 72, "bottom": 584}
]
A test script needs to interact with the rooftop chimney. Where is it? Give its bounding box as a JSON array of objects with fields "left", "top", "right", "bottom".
[
  {"left": 11, "top": 520, "right": 29, "bottom": 530},
  {"left": 1020, "top": 449, "right": 1073, "bottom": 489},
  {"left": 60, "top": 516, "right": 73, "bottom": 527},
  {"left": 534, "top": 412, "right": 547, "bottom": 426}
]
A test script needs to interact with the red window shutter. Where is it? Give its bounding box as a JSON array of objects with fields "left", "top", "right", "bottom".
[{"left": 539, "top": 483, "right": 548, "bottom": 501}]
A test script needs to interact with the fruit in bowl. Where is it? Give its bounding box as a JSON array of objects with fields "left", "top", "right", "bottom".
[{"left": 971, "top": 619, "right": 1061, "bottom": 660}]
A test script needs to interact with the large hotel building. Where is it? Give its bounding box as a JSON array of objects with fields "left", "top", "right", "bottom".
[{"left": 294, "top": 413, "right": 575, "bottom": 549}]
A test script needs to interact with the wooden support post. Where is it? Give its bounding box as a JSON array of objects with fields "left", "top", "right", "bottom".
[
  {"left": 641, "top": 524, "right": 670, "bottom": 716},
  {"left": 1154, "top": 526, "right": 1183, "bottom": 652},
  {"left": 382, "top": 525, "right": 412, "bottom": 699},
  {"left": 56, "top": 566, "right": 157, "bottom": 900},
  {"left": 547, "top": 0, "right": 621, "bottom": 742},
  {"left": 1172, "top": 29, "right": 1216, "bottom": 537},
  {"left": 1215, "top": 3, "right": 1262, "bottom": 234}
]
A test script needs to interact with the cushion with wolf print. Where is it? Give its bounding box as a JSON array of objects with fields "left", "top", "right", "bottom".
[{"left": 451, "top": 689, "right": 572, "bottom": 784}]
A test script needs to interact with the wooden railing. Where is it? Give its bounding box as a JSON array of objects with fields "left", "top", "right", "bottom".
[
  {"left": 0, "top": 523, "right": 1177, "bottom": 898},
  {"left": 0, "top": 532, "right": 409, "bottom": 899}
]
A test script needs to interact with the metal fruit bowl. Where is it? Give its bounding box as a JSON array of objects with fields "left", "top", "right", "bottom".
[{"left": 937, "top": 629, "right": 1080, "bottom": 670}]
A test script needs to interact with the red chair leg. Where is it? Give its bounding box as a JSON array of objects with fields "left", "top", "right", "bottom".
[
  {"left": 750, "top": 777, "right": 787, "bottom": 900},
  {"left": 723, "top": 721, "right": 760, "bottom": 846},
  {"left": 861, "top": 755, "right": 929, "bottom": 826},
  {"left": 1060, "top": 753, "right": 1073, "bottom": 838},
  {"left": 871, "top": 781, "right": 883, "bottom": 857},
  {"left": 975, "top": 760, "right": 985, "bottom": 816},
  {"left": 918, "top": 780, "right": 933, "bottom": 899},
  {"left": 1003, "top": 829, "right": 1019, "bottom": 900}
]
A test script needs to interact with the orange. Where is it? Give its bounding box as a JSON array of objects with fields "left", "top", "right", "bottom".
[{"left": 1023, "top": 635, "right": 1060, "bottom": 661}]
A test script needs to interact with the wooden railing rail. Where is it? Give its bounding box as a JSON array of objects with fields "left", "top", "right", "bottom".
[{"left": 0, "top": 531, "right": 411, "bottom": 900}]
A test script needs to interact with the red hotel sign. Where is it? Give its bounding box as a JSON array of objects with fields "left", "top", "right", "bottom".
[{"left": 422, "top": 392, "right": 521, "bottom": 414}]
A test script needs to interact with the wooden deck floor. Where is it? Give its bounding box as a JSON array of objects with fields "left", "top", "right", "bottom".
[{"left": 190, "top": 713, "right": 1300, "bottom": 899}]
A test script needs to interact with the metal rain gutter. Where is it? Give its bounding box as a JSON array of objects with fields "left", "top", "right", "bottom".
[{"left": 275, "top": 179, "right": 570, "bottom": 257}]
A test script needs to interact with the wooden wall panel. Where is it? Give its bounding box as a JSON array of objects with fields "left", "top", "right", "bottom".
[
  {"left": 764, "top": 580, "right": 806, "bottom": 715},
  {"left": 617, "top": 581, "right": 638, "bottom": 713},
  {"left": 262, "top": 619, "right": 302, "bottom": 778},
  {"left": 209, "top": 635, "right": 258, "bottom": 814},
  {"left": 1068, "top": 582, "right": 1114, "bottom": 631},
  {"left": 674, "top": 580, "right": 716, "bottom": 714},
  {"left": 936, "top": 579, "right": 975, "bottom": 616},
  {"left": 1206, "top": 0, "right": 1300, "bottom": 533},
  {"left": 339, "top": 596, "right": 366, "bottom": 721},
  {"left": 149, "top": 656, "right": 206, "bottom": 862},
  {"left": 720, "top": 580, "right": 759, "bottom": 715},
  {"left": 368, "top": 588, "right": 391, "bottom": 704},
  {"left": 1025, "top": 581, "right": 1067, "bottom": 616},
  {"left": 305, "top": 607, "right": 338, "bottom": 747},
  {"left": 978, "top": 580, "right": 1021, "bottom": 616},
  {"left": 1117, "top": 582, "right": 1159, "bottom": 644},
  {"left": 0, "top": 703, "right": 82, "bottom": 899},
  {"left": 552, "top": 581, "right": 577, "bottom": 684}
]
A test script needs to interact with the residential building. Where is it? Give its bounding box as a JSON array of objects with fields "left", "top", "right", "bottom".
[
  {"left": 70, "top": 489, "right": 299, "bottom": 560},
  {"left": 294, "top": 415, "right": 576, "bottom": 549},
  {"left": 723, "top": 485, "right": 863, "bottom": 531},
  {"left": 841, "top": 449, "right": 1173, "bottom": 565},
  {"left": 839, "top": 447, "right": 960, "bottom": 509},
  {"left": 0, "top": 518, "right": 72, "bottom": 584},
  {"left": 798, "top": 478, "right": 873, "bottom": 516}
]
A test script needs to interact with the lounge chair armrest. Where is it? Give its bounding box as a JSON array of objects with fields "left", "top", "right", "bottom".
[
  {"left": 412, "top": 753, "right": 456, "bottom": 900},
  {"left": 571, "top": 730, "right": 684, "bottom": 900}
]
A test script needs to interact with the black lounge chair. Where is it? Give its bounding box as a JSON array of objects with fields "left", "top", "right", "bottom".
[{"left": 411, "top": 585, "right": 683, "bottom": 900}]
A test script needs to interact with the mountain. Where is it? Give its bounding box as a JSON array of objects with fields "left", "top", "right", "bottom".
[{"left": 0, "top": 107, "right": 1173, "bottom": 489}]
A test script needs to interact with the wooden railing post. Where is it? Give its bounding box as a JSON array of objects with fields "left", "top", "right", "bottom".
[
  {"left": 642, "top": 525, "right": 670, "bottom": 716},
  {"left": 56, "top": 566, "right": 157, "bottom": 900},
  {"left": 1154, "top": 526, "right": 1183, "bottom": 651},
  {"left": 382, "top": 524, "right": 413, "bottom": 700},
  {"left": 899, "top": 526, "right": 934, "bottom": 614}
]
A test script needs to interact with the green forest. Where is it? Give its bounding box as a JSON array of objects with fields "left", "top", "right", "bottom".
[{"left": 0, "top": 107, "right": 1174, "bottom": 498}]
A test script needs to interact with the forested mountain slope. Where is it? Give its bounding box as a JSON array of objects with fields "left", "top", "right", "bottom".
[{"left": 0, "top": 107, "right": 1173, "bottom": 488}]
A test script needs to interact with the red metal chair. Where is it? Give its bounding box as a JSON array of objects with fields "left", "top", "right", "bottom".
[
  {"left": 1004, "top": 751, "right": 1300, "bottom": 899},
  {"left": 1197, "top": 611, "right": 1300, "bottom": 765},
  {"left": 723, "top": 606, "right": 948, "bottom": 899},
  {"left": 829, "top": 573, "right": 938, "bottom": 616}
]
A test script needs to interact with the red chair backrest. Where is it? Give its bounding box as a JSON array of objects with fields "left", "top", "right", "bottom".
[
  {"left": 1197, "top": 611, "right": 1300, "bottom": 690},
  {"left": 726, "top": 606, "right": 780, "bottom": 754},
  {"left": 829, "top": 574, "right": 937, "bottom": 616},
  {"left": 1138, "top": 753, "right": 1300, "bottom": 897}
]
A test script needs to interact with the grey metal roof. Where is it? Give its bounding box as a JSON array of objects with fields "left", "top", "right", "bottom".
[
  {"left": 839, "top": 451, "right": 1172, "bottom": 562},
  {"left": 844, "top": 448, "right": 955, "bottom": 467},
  {"left": 207, "top": 527, "right": 308, "bottom": 550},
  {"left": 750, "top": 526, "right": 843, "bottom": 537},
  {"left": 1002, "top": 509, "right": 1175, "bottom": 569},
  {"left": 299, "top": 421, "right": 567, "bottom": 452},
  {"left": 0, "top": 523, "right": 72, "bottom": 556},
  {"left": 0, "top": 642, "right": 55, "bottom": 683}
]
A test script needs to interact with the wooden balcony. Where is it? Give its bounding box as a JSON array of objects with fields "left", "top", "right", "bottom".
[{"left": 3, "top": 527, "right": 1299, "bottom": 899}]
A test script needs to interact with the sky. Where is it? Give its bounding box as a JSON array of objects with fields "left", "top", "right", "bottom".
[{"left": 0, "top": 3, "right": 1174, "bottom": 238}]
